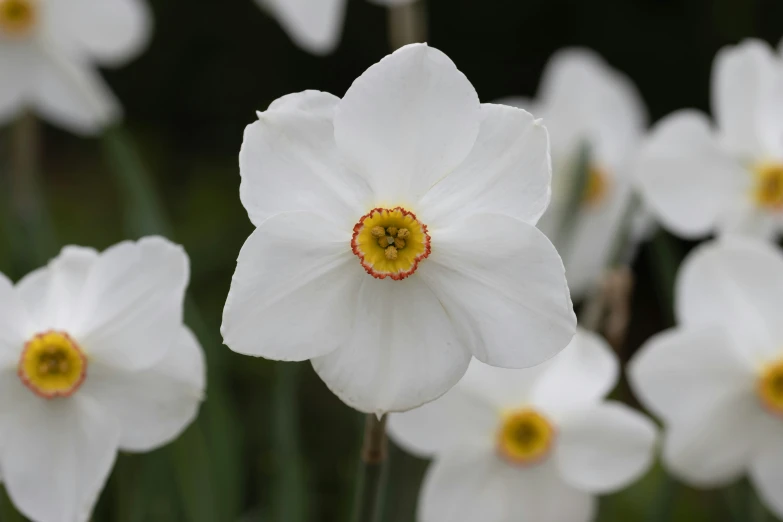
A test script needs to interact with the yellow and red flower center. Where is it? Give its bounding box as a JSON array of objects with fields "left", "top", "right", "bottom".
[
  {"left": 351, "top": 207, "right": 431, "bottom": 280},
  {"left": 0, "top": 0, "right": 37, "bottom": 37},
  {"left": 497, "top": 408, "right": 556, "bottom": 466},
  {"left": 18, "top": 331, "right": 87, "bottom": 399},
  {"left": 582, "top": 165, "right": 609, "bottom": 207},
  {"left": 758, "top": 360, "right": 783, "bottom": 418},
  {"left": 753, "top": 163, "right": 783, "bottom": 211}
]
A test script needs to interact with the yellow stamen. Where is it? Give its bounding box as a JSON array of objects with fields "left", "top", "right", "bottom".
[
  {"left": 18, "top": 331, "right": 87, "bottom": 399},
  {"left": 386, "top": 226, "right": 398, "bottom": 237},
  {"left": 397, "top": 228, "right": 410, "bottom": 239},
  {"left": 752, "top": 163, "right": 783, "bottom": 211},
  {"left": 385, "top": 246, "right": 398, "bottom": 260},
  {"left": 758, "top": 360, "right": 783, "bottom": 417},
  {"left": 497, "top": 408, "right": 555, "bottom": 466},
  {"left": 394, "top": 237, "right": 406, "bottom": 249},
  {"left": 371, "top": 226, "right": 386, "bottom": 238},
  {"left": 0, "top": 0, "right": 36, "bottom": 37}
]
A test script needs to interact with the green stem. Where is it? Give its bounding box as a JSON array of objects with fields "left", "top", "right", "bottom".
[
  {"left": 272, "top": 363, "right": 308, "bottom": 522},
  {"left": 8, "top": 113, "right": 56, "bottom": 267},
  {"left": 648, "top": 229, "right": 680, "bottom": 326},
  {"left": 352, "top": 415, "right": 388, "bottom": 522},
  {"left": 647, "top": 474, "right": 678, "bottom": 522}
]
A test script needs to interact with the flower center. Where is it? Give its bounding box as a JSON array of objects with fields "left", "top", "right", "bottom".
[
  {"left": 752, "top": 163, "right": 783, "bottom": 211},
  {"left": 758, "top": 360, "right": 783, "bottom": 417},
  {"left": 497, "top": 408, "right": 556, "bottom": 466},
  {"left": 0, "top": 0, "right": 37, "bottom": 37},
  {"left": 582, "top": 165, "right": 609, "bottom": 207},
  {"left": 351, "top": 207, "right": 431, "bottom": 280},
  {"left": 18, "top": 331, "right": 87, "bottom": 399}
]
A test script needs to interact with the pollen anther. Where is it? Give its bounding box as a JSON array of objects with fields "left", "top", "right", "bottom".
[{"left": 18, "top": 331, "right": 87, "bottom": 399}]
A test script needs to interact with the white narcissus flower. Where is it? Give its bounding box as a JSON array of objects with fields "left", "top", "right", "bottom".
[
  {"left": 635, "top": 39, "right": 783, "bottom": 240},
  {"left": 0, "top": 237, "right": 205, "bottom": 522},
  {"left": 629, "top": 238, "right": 783, "bottom": 519},
  {"left": 0, "top": 0, "right": 152, "bottom": 134},
  {"left": 221, "top": 43, "right": 577, "bottom": 415},
  {"left": 258, "top": 0, "right": 416, "bottom": 55},
  {"left": 501, "top": 49, "right": 648, "bottom": 299},
  {"left": 388, "top": 329, "right": 657, "bottom": 522}
]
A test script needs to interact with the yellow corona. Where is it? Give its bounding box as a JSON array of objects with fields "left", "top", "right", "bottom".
[{"left": 18, "top": 331, "right": 87, "bottom": 399}]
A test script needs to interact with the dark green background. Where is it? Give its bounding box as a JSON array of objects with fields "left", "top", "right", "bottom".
[{"left": 1, "top": 0, "right": 781, "bottom": 520}]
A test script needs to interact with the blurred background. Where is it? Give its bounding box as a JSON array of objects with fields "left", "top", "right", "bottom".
[{"left": 2, "top": 0, "right": 783, "bottom": 520}]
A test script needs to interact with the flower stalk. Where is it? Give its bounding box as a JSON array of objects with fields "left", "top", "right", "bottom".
[
  {"left": 353, "top": 414, "right": 388, "bottom": 522},
  {"left": 387, "top": 1, "right": 427, "bottom": 51}
]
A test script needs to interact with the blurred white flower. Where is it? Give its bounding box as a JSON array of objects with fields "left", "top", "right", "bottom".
[
  {"left": 501, "top": 49, "right": 648, "bottom": 299},
  {"left": 222, "top": 43, "right": 576, "bottom": 415},
  {"left": 629, "top": 238, "right": 783, "bottom": 519},
  {"left": 0, "top": 237, "right": 205, "bottom": 522},
  {"left": 635, "top": 39, "right": 783, "bottom": 240},
  {"left": 258, "top": 0, "right": 416, "bottom": 55},
  {"left": 0, "top": 0, "right": 152, "bottom": 134},
  {"left": 388, "top": 329, "right": 657, "bottom": 522}
]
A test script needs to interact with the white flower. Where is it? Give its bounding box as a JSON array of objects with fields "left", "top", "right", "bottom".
[
  {"left": 635, "top": 39, "right": 783, "bottom": 240},
  {"left": 501, "top": 49, "right": 648, "bottom": 299},
  {"left": 629, "top": 238, "right": 783, "bottom": 519},
  {"left": 221, "top": 43, "right": 576, "bottom": 415},
  {"left": 0, "top": 0, "right": 152, "bottom": 134},
  {"left": 0, "top": 237, "right": 205, "bottom": 522},
  {"left": 388, "top": 329, "right": 657, "bottom": 522},
  {"left": 257, "top": 0, "right": 416, "bottom": 55}
]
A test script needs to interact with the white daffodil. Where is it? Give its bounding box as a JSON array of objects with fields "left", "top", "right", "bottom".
[
  {"left": 629, "top": 238, "right": 783, "bottom": 519},
  {"left": 0, "top": 237, "right": 205, "bottom": 522},
  {"left": 501, "top": 49, "right": 648, "bottom": 299},
  {"left": 0, "top": 0, "right": 152, "bottom": 134},
  {"left": 635, "top": 39, "right": 783, "bottom": 240},
  {"left": 388, "top": 329, "right": 657, "bottom": 522},
  {"left": 258, "top": 0, "right": 416, "bottom": 55},
  {"left": 222, "top": 43, "right": 576, "bottom": 415}
]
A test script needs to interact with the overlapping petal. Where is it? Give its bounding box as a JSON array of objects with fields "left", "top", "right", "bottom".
[
  {"left": 676, "top": 238, "right": 783, "bottom": 365},
  {"left": 711, "top": 39, "right": 783, "bottom": 159},
  {"left": 334, "top": 43, "right": 481, "bottom": 203},
  {"left": 82, "top": 327, "right": 205, "bottom": 452},
  {"left": 0, "top": 274, "right": 29, "bottom": 368},
  {"left": 0, "top": 371, "right": 119, "bottom": 522},
  {"left": 750, "top": 433, "right": 783, "bottom": 520},
  {"left": 419, "top": 104, "right": 551, "bottom": 228},
  {"left": 239, "top": 93, "right": 370, "bottom": 227},
  {"left": 387, "top": 383, "right": 496, "bottom": 457},
  {"left": 45, "top": 0, "right": 152, "bottom": 66},
  {"left": 70, "top": 237, "right": 189, "bottom": 371},
  {"left": 556, "top": 401, "right": 657, "bottom": 494},
  {"left": 311, "top": 275, "right": 471, "bottom": 414},
  {"left": 418, "top": 213, "right": 575, "bottom": 369},
  {"left": 260, "top": 0, "right": 347, "bottom": 55},
  {"left": 0, "top": 43, "right": 30, "bottom": 125},
  {"left": 221, "top": 211, "right": 361, "bottom": 361},
  {"left": 530, "top": 329, "right": 618, "bottom": 417},
  {"left": 634, "top": 110, "right": 746, "bottom": 238}
]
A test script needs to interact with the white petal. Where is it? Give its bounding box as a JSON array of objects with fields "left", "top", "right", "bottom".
[
  {"left": 44, "top": 0, "right": 152, "bottom": 66},
  {"left": 750, "top": 432, "right": 783, "bottom": 520},
  {"left": 495, "top": 96, "right": 536, "bottom": 113},
  {"left": 0, "top": 274, "right": 28, "bottom": 368},
  {"left": 260, "top": 0, "right": 346, "bottom": 55},
  {"left": 333, "top": 43, "right": 481, "bottom": 203},
  {"left": 676, "top": 238, "right": 783, "bottom": 365},
  {"left": 556, "top": 401, "right": 657, "bottom": 494},
  {"left": 72, "top": 237, "right": 189, "bottom": 371},
  {"left": 628, "top": 327, "right": 754, "bottom": 424},
  {"left": 662, "top": 391, "right": 768, "bottom": 487},
  {"left": 0, "top": 43, "right": 30, "bottom": 125},
  {"left": 634, "top": 110, "right": 746, "bottom": 238},
  {"left": 419, "top": 104, "right": 551, "bottom": 228},
  {"left": 717, "top": 198, "right": 782, "bottom": 240},
  {"left": 557, "top": 175, "right": 633, "bottom": 300},
  {"left": 239, "top": 94, "right": 370, "bottom": 228},
  {"left": 418, "top": 214, "right": 576, "bottom": 368},
  {"left": 221, "top": 212, "right": 361, "bottom": 361},
  {"left": 387, "top": 383, "right": 496, "bottom": 458},
  {"left": 537, "top": 48, "right": 647, "bottom": 169},
  {"left": 453, "top": 358, "right": 553, "bottom": 412},
  {"left": 530, "top": 329, "right": 619, "bottom": 417},
  {"left": 419, "top": 449, "right": 596, "bottom": 522},
  {"left": 31, "top": 44, "right": 120, "bottom": 135},
  {"left": 15, "top": 246, "right": 98, "bottom": 334},
  {"left": 82, "top": 327, "right": 205, "bottom": 452},
  {"left": 711, "top": 39, "right": 783, "bottom": 159},
  {"left": 311, "top": 275, "right": 471, "bottom": 414},
  {"left": 0, "top": 373, "right": 119, "bottom": 522}
]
